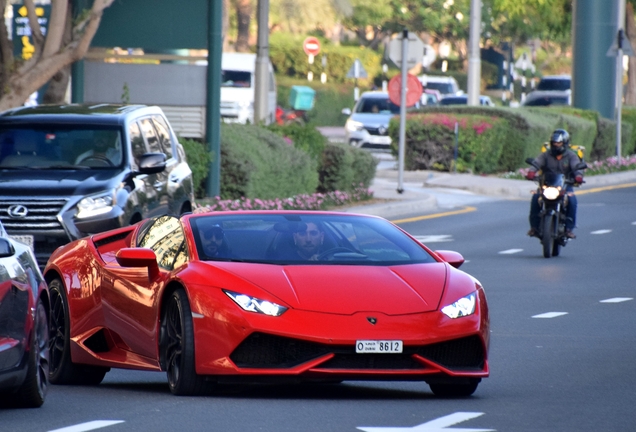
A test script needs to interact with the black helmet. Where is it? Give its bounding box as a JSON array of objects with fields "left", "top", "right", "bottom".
[{"left": 550, "top": 129, "right": 570, "bottom": 156}]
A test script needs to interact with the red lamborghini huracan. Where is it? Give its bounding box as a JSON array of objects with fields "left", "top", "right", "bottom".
[{"left": 43, "top": 211, "right": 489, "bottom": 397}]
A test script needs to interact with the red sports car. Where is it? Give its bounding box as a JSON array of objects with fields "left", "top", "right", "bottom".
[{"left": 43, "top": 211, "right": 489, "bottom": 397}]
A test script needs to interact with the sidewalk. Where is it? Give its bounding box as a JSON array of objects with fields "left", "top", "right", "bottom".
[{"left": 346, "top": 165, "right": 636, "bottom": 219}]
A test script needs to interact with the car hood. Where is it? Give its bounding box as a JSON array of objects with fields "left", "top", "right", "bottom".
[
  {"left": 350, "top": 112, "right": 395, "bottom": 127},
  {"left": 207, "top": 262, "right": 448, "bottom": 315},
  {"left": 0, "top": 169, "right": 124, "bottom": 197}
]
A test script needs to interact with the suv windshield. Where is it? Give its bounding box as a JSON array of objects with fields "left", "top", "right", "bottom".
[
  {"left": 537, "top": 78, "right": 570, "bottom": 91},
  {"left": 0, "top": 126, "right": 123, "bottom": 169},
  {"left": 424, "top": 82, "right": 457, "bottom": 95},
  {"left": 355, "top": 97, "right": 400, "bottom": 114}
]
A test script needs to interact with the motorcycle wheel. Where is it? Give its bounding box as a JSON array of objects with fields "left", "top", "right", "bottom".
[{"left": 541, "top": 215, "right": 555, "bottom": 258}]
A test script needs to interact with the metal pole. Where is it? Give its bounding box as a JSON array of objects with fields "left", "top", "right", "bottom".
[
  {"left": 467, "top": 0, "right": 481, "bottom": 106},
  {"left": 205, "top": 0, "right": 223, "bottom": 197},
  {"left": 615, "top": 0, "right": 626, "bottom": 162},
  {"left": 397, "top": 28, "right": 408, "bottom": 194},
  {"left": 254, "top": 0, "right": 270, "bottom": 124}
]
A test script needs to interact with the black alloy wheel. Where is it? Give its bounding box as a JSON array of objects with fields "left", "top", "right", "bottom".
[
  {"left": 16, "top": 299, "right": 49, "bottom": 407},
  {"left": 48, "top": 278, "right": 107, "bottom": 385},
  {"left": 162, "top": 289, "right": 209, "bottom": 395}
]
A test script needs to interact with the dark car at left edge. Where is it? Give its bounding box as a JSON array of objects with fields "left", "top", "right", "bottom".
[{"left": 0, "top": 221, "right": 49, "bottom": 407}]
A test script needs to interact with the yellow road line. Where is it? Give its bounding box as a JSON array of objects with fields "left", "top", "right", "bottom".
[
  {"left": 390, "top": 182, "right": 636, "bottom": 224},
  {"left": 577, "top": 182, "right": 636, "bottom": 195},
  {"left": 391, "top": 206, "right": 477, "bottom": 224}
]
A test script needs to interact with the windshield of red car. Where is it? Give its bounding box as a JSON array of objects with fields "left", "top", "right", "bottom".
[{"left": 189, "top": 213, "right": 436, "bottom": 265}]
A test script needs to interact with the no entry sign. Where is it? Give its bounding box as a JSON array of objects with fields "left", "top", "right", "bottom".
[{"left": 303, "top": 37, "right": 321, "bottom": 56}]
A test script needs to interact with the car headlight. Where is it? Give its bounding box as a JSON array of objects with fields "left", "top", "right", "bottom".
[
  {"left": 76, "top": 191, "right": 115, "bottom": 219},
  {"left": 224, "top": 290, "right": 288, "bottom": 317},
  {"left": 345, "top": 119, "right": 364, "bottom": 132},
  {"left": 441, "top": 292, "right": 476, "bottom": 319},
  {"left": 542, "top": 186, "right": 561, "bottom": 200}
]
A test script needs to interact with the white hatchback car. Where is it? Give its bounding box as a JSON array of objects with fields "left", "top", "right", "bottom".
[{"left": 341, "top": 91, "right": 400, "bottom": 149}]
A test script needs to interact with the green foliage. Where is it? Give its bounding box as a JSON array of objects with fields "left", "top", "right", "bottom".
[
  {"left": 270, "top": 32, "right": 382, "bottom": 85},
  {"left": 266, "top": 122, "right": 326, "bottom": 162},
  {"left": 179, "top": 138, "right": 211, "bottom": 198},
  {"left": 218, "top": 124, "right": 319, "bottom": 200},
  {"left": 621, "top": 106, "right": 636, "bottom": 155},
  {"left": 316, "top": 142, "right": 376, "bottom": 192}
]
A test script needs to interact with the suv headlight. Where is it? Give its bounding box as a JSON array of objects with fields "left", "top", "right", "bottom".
[
  {"left": 76, "top": 191, "right": 115, "bottom": 219},
  {"left": 441, "top": 292, "right": 476, "bottom": 319},
  {"left": 346, "top": 119, "right": 364, "bottom": 132}
]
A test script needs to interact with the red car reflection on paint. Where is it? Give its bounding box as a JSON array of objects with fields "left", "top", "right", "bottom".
[{"left": 43, "top": 211, "right": 489, "bottom": 397}]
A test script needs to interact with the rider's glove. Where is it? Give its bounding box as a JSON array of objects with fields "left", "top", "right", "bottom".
[
  {"left": 575, "top": 175, "right": 583, "bottom": 184},
  {"left": 526, "top": 171, "right": 536, "bottom": 180}
]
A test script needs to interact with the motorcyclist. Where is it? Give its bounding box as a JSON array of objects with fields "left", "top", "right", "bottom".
[{"left": 526, "top": 129, "right": 585, "bottom": 239}]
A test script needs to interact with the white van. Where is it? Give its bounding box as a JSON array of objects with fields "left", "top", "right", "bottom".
[{"left": 220, "top": 53, "right": 277, "bottom": 125}]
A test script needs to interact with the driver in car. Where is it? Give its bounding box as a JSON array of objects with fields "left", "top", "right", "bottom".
[
  {"left": 293, "top": 222, "right": 325, "bottom": 260},
  {"left": 75, "top": 131, "right": 121, "bottom": 165}
]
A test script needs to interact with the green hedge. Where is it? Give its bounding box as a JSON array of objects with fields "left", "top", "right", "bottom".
[
  {"left": 388, "top": 104, "right": 636, "bottom": 174},
  {"left": 318, "top": 142, "right": 377, "bottom": 192}
]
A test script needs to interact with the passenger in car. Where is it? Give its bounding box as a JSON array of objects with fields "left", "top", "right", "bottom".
[{"left": 75, "top": 131, "right": 121, "bottom": 166}]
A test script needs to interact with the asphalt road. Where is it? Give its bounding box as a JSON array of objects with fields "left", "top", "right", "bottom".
[{"left": 1, "top": 186, "right": 634, "bottom": 432}]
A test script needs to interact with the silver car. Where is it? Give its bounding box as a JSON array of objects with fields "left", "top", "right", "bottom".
[{"left": 341, "top": 91, "right": 399, "bottom": 149}]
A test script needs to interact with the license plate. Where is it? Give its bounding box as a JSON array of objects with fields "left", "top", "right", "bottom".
[
  {"left": 368, "top": 135, "right": 391, "bottom": 145},
  {"left": 356, "top": 340, "right": 403, "bottom": 353},
  {"left": 9, "top": 235, "right": 34, "bottom": 250}
]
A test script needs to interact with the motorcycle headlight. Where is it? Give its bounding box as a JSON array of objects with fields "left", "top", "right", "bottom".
[
  {"left": 441, "top": 292, "right": 476, "bottom": 319},
  {"left": 224, "top": 290, "right": 288, "bottom": 317},
  {"left": 542, "top": 186, "right": 561, "bottom": 200},
  {"left": 346, "top": 119, "right": 365, "bottom": 132},
  {"left": 76, "top": 191, "right": 115, "bottom": 219}
]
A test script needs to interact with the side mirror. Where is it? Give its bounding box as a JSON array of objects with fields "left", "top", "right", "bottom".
[
  {"left": 341, "top": 108, "right": 352, "bottom": 116},
  {"left": 137, "top": 153, "right": 166, "bottom": 175},
  {"left": 434, "top": 250, "right": 465, "bottom": 269},
  {"left": 116, "top": 248, "right": 159, "bottom": 279},
  {"left": 525, "top": 157, "right": 540, "bottom": 170},
  {"left": 0, "top": 238, "right": 15, "bottom": 258}
]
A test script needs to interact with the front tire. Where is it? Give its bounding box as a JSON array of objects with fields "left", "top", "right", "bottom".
[
  {"left": 161, "top": 289, "right": 209, "bottom": 395},
  {"left": 48, "top": 278, "right": 108, "bottom": 385},
  {"left": 429, "top": 379, "right": 479, "bottom": 397},
  {"left": 541, "top": 215, "right": 555, "bottom": 258},
  {"left": 16, "top": 299, "right": 49, "bottom": 407}
]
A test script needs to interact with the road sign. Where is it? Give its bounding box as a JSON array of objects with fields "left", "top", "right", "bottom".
[
  {"left": 387, "top": 31, "right": 426, "bottom": 68},
  {"left": 303, "top": 37, "right": 321, "bottom": 56},
  {"left": 346, "top": 59, "right": 368, "bottom": 79},
  {"left": 388, "top": 73, "right": 422, "bottom": 107}
]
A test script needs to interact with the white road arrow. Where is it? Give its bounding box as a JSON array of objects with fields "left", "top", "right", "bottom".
[{"left": 358, "top": 411, "right": 495, "bottom": 432}]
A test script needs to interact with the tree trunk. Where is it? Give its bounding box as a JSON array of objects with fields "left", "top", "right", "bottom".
[
  {"left": 43, "top": 5, "right": 73, "bottom": 104},
  {"left": 223, "top": 0, "right": 230, "bottom": 51},
  {"left": 625, "top": 3, "right": 636, "bottom": 106},
  {"left": 234, "top": 0, "right": 252, "bottom": 52}
]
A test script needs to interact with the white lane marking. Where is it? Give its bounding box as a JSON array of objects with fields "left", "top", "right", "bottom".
[
  {"left": 358, "top": 411, "right": 495, "bottom": 431},
  {"left": 591, "top": 229, "right": 612, "bottom": 235},
  {"left": 48, "top": 421, "right": 125, "bottom": 432},
  {"left": 632, "top": 221, "right": 636, "bottom": 225},
  {"left": 498, "top": 249, "right": 523, "bottom": 255},
  {"left": 532, "top": 312, "right": 568, "bottom": 318},
  {"left": 413, "top": 235, "right": 454, "bottom": 243},
  {"left": 600, "top": 297, "right": 633, "bottom": 303}
]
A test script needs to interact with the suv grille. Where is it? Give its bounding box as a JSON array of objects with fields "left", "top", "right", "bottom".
[{"left": 0, "top": 198, "right": 67, "bottom": 233}]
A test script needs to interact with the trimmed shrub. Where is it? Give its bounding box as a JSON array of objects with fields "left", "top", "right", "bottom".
[
  {"left": 219, "top": 124, "right": 319, "bottom": 200},
  {"left": 180, "top": 138, "right": 212, "bottom": 198},
  {"left": 318, "top": 142, "right": 355, "bottom": 192},
  {"left": 351, "top": 146, "right": 377, "bottom": 188},
  {"left": 266, "top": 122, "right": 326, "bottom": 162}
]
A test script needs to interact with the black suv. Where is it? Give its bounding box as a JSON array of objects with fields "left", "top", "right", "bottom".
[{"left": 0, "top": 104, "right": 194, "bottom": 266}]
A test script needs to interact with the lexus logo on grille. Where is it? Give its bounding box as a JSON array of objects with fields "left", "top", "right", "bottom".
[
  {"left": 378, "top": 126, "right": 387, "bottom": 135},
  {"left": 366, "top": 317, "right": 377, "bottom": 325},
  {"left": 7, "top": 204, "right": 28, "bottom": 219}
]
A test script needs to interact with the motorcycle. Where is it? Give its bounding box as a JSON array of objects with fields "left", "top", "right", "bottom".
[
  {"left": 275, "top": 105, "right": 307, "bottom": 126},
  {"left": 525, "top": 158, "right": 587, "bottom": 258}
]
